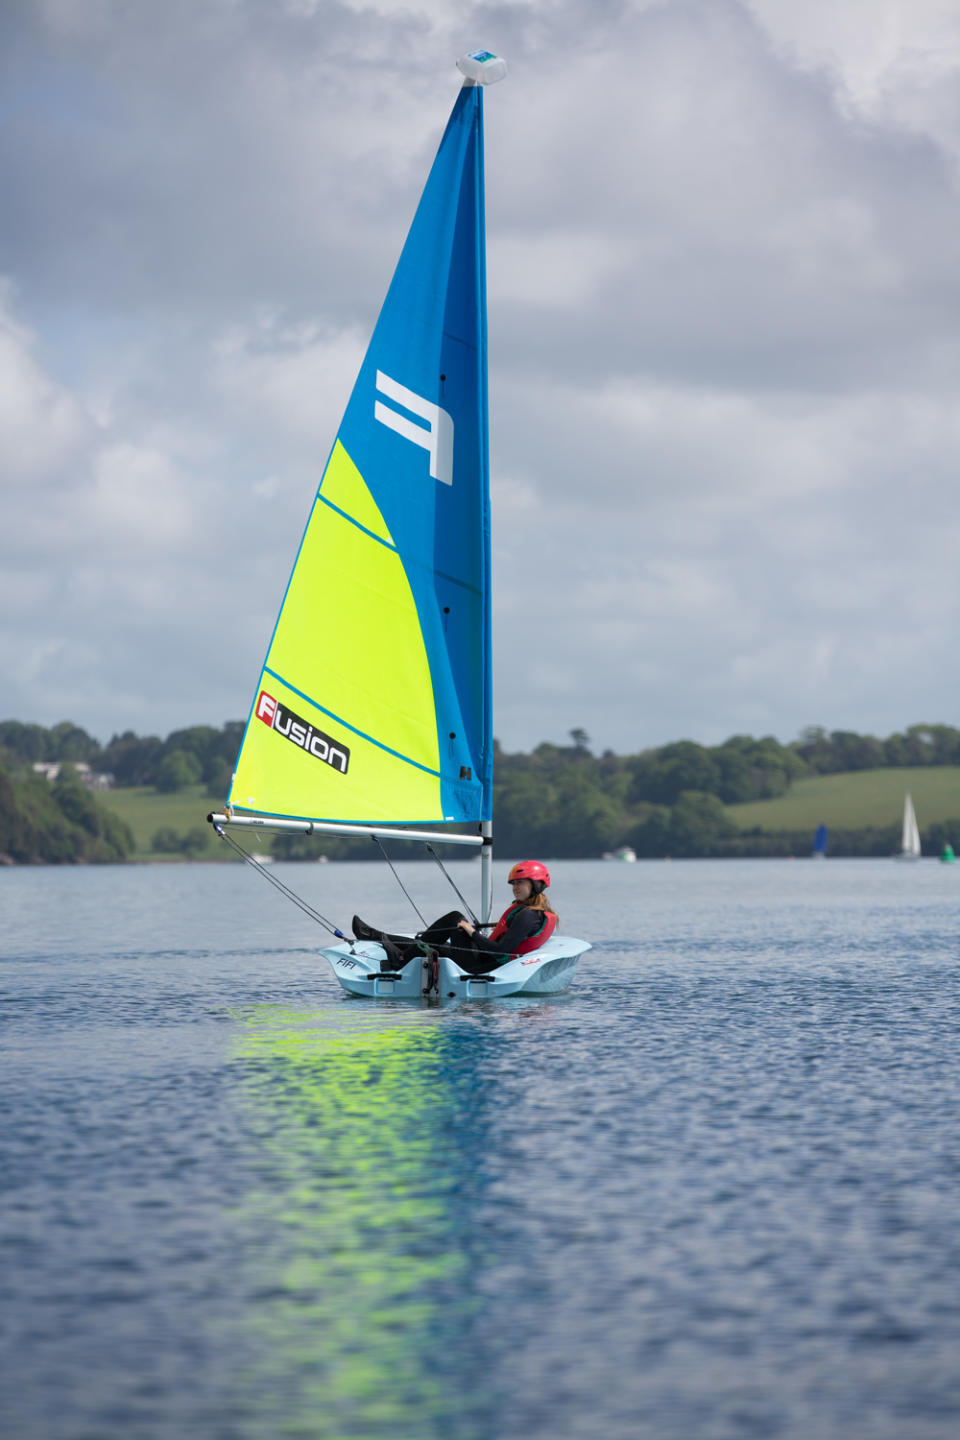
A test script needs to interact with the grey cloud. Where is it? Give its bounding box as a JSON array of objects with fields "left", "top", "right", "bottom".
[{"left": 1, "top": 0, "right": 958, "bottom": 753}]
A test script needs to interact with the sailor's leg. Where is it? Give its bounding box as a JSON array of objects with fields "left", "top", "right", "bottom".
[
  {"left": 352, "top": 916, "right": 420, "bottom": 971},
  {"left": 446, "top": 946, "right": 508, "bottom": 975},
  {"left": 417, "top": 911, "right": 467, "bottom": 945}
]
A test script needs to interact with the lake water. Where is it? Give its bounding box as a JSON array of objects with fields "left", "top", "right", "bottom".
[{"left": 3, "top": 857, "right": 960, "bottom": 1440}]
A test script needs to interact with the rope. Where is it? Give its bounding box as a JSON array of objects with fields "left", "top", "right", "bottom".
[
  {"left": 425, "top": 843, "right": 481, "bottom": 927},
  {"left": 213, "top": 823, "right": 349, "bottom": 940},
  {"left": 372, "top": 835, "right": 428, "bottom": 928},
  {"left": 215, "top": 823, "right": 486, "bottom": 956}
]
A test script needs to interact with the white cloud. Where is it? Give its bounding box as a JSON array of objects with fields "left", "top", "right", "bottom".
[
  {"left": 212, "top": 314, "right": 364, "bottom": 446},
  {"left": 744, "top": 0, "right": 960, "bottom": 140},
  {"left": 0, "top": 289, "right": 92, "bottom": 485},
  {"left": 491, "top": 231, "right": 635, "bottom": 309},
  {"left": 86, "top": 443, "right": 195, "bottom": 545}
]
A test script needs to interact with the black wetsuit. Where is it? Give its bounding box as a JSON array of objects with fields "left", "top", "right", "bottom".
[
  {"left": 419, "top": 907, "right": 549, "bottom": 974},
  {"left": 377, "top": 907, "right": 547, "bottom": 975}
]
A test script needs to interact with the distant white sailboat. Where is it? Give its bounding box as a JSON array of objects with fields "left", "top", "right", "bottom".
[{"left": 896, "top": 792, "right": 922, "bottom": 861}]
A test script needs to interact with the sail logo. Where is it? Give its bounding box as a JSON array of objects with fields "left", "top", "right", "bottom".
[
  {"left": 374, "top": 370, "right": 453, "bottom": 485},
  {"left": 256, "top": 691, "right": 350, "bottom": 774}
]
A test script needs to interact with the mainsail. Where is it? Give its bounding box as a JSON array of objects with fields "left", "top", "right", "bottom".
[
  {"left": 900, "top": 793, "right": 921, "bottom": 859},
  {"left": 227, "top": 75, "right": 495, "bottom": 834}
]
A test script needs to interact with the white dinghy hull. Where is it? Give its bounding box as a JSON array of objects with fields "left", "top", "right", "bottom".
[
  {"left": 323, "top": 934, "right": 590, "bottom": 1000},
  {"left": 437, "top": 935, "right": 591, "bottom": 998},
  {"left": 322, "top": 943, "right": 433, "bottom": 999}
]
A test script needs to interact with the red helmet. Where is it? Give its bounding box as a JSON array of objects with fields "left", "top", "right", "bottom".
[{"left": 509, "top": 860, "right": 551, "bottom": 891}]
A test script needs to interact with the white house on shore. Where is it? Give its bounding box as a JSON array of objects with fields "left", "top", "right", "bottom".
[{"left": 32, "top": 762, "right": 114, "bottom": 791}]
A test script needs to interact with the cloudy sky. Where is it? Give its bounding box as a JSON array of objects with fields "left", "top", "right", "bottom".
[{"left": 2, "top": 0, "right": 959, "bottom": 756}]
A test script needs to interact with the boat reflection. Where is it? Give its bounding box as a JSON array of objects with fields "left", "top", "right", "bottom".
[{"left": 229, "top": 1004, "right": 494, "bottom": 1439}]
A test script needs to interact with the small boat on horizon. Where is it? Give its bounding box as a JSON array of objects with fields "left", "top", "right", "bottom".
[{"left": 895, "top": 792, "right": 922, "bottom": 861}]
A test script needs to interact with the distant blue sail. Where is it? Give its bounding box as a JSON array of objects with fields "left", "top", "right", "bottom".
[{"left": 813, "top": 824, "right": 828, "bottom": 857}]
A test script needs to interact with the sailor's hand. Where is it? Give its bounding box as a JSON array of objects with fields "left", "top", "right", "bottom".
[{"left": 457, "top": 919, "right": 476, "bottom": 935}]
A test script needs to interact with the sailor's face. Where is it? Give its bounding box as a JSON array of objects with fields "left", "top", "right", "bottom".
[{"left": 510, "top": 878, "right": 533, "bottom": 901}]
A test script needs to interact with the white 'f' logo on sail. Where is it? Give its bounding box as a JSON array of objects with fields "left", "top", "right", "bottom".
[{"left": 374, "top": 371, "right": 453, "bottom": 486}]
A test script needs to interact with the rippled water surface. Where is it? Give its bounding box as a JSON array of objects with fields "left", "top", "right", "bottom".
[{"left": 3, "top": 858, "right": 960, "bottom": 1439}]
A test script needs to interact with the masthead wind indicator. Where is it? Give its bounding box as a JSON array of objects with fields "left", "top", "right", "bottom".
[{"left": 457, "top": 50, "right": 507, "bottom": 85}]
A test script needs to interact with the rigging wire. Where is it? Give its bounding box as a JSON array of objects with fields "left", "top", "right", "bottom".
[
  {"left": 213, "top": 823, "right": 487, "bottom": 953},
  {"left": 425, "top": 843, "right": 481, "bottom": 927},
  {"left": 367, "top": 839, "right": 493, "bottom": 959},
  {"left": 212, "top": 823, "right": 349, "bottom": 940},
  {"left": 372, "top": 835, "right": 428, "bottom": 928}
]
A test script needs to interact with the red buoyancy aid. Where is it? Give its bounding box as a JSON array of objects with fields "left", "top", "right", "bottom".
[{"left": 488, "top": 903, "right": 558, "bottom": 957}]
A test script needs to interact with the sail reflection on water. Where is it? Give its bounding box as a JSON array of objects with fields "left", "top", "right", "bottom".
[{"left": 228, "top": 1006, "right": 493, "bottom": 1438}]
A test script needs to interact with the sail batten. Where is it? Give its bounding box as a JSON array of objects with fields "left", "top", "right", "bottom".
[
  {"left": 314, "top": 494, "right": 484, "bottom": 599},
  {"left": 257, "top": 667, "right": 445, "bottom": 778},
  {"left": 315, "top": 499, "right": 398, "bottom": 552},
  {"left": 227, "top": 82, "right": 492, "bottom": 831}
]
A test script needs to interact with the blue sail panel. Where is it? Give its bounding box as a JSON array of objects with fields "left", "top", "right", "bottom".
[
  {"left": 333, "top": 83, "right": 492, "bottom": 823},
  {"left": 228, "top": 82, "right": 492, "bottom": 828}
]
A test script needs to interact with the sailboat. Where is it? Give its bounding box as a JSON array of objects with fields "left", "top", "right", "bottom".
[
  {"left": 209, "top": 52, "right": 590, "bottom": 999},
  {"left": 812, "top": 823, "right": 828, "bottom": 860},
  {"left": 895, "top": 792, "right": 922, "bottom": 861}
]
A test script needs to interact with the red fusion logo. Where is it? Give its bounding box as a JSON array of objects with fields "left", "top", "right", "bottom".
[{"left": 256, "top": 690, "right": 350, "bottom": 775}]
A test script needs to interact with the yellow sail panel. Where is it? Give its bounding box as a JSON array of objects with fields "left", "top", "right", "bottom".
[
  {"left": 230, "top": 674, "right": 443, "bottom": 821},
  {"left": 231, "top": 442, "right": 444, "bottom": 822},
  {"left": 273, "top": 446, "right": 441, "bottom": 775},
  {"left": 319, "top": 440, "right": 394, "bottom": 543}
]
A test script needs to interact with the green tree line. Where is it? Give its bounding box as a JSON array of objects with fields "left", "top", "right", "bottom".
[
  {"left": 3, "top": 718, "right": 960, "bottom": 862},
  {"left": 490, "top": 727, "right": 960, "bottom": 858},
  {"left": 0, "top": 719, "right": 244, "bottom": 796},
  {"left": 0, "top": 762, "right": 133, "bottom": 863}
]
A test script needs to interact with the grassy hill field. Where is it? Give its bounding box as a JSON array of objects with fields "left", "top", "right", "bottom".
[
  {"left": 98, "top": 766, "right": 960, "bottom": 860},
  {"left": 727, "top": 767, "right": 960, "bottom": 831},
  {"left": 99, "top": 784, "right": 224, "bottom": 860}
]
